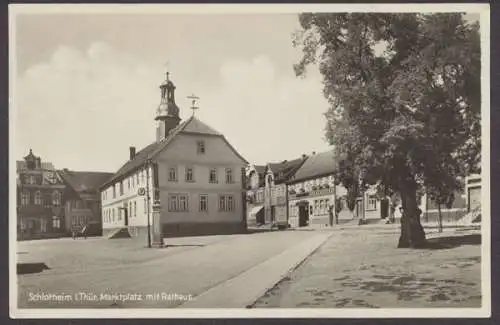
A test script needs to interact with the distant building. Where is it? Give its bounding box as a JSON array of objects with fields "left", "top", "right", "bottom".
[
  {"left": 59, "top": 170, "right": 114, "bottom": 236},
  {"left": 16, "top": 149, "right": 66, "bottom": 240},
  {"left": 287, "top": 150, "right": 390, "bottom": 227},
  {"left": 246, "top": 156, "right": 308, "bottom": 227},
  {"left": 421, "top": 174, "right": 482, "bottom": 224},
  {"left": 100, "top": 71, "right": 248, "bottom": 243}
]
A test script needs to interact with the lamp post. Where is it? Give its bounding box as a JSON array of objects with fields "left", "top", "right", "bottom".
[{"left": 145, "top": 159, "right": 152, "bottom": 248}]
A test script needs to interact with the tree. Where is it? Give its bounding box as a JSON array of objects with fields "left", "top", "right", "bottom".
[{"left": 293, "top": 13, "right": 480, "bottom": 248}]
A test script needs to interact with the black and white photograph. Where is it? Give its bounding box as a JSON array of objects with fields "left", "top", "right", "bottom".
[{"left": 9, "top": 3, "right": 490, "bottom": 318}]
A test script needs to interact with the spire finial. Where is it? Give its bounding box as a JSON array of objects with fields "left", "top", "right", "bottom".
[
  {"left": 187, "top": 94, "right": 200, "bottom": 117},
  {"left": 164, "top": 61, "right": 170, "bottom": 81}
]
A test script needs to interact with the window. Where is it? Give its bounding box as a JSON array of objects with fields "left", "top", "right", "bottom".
[
  {"left": 40, "top": 218, "right": 47, "bottom": 233},
  {"left": 21, "top": 191, "right": 30, "bottom": 206},
  {"left": 113, "top": 185, "right": 116, "bottom": 199},
  {"left": 129, "top": 202, "right": 132, "bottom": 218},
  {"left": 199, "top": 195, "right": 208, "bottom": 212},
  {"left": 197, "top": 140, "right": 205, "bottom": 154},
  {"left": 52, "top": 191, "right": 61, "bottom": 207},
  {"left": 169, "top": 194, "right": 189, "bottom": 212},
  {"left": 209, "top": 168, "right": 218, "bottom": 184},
  {"left": 112, "top": 209, "right": 115, "bottom": 221},
  {"left": 314, "top": 200, "right": 319, "bottom": 215},
  {"left": 367, "top": 196, "right": 377, "bottom": 211},
  {"left": 131, "top": 176, "right": 135, "bottom": 188},
  {"left": 118, "top": 208, "right": 122, "bottom": 221},
  {"left": 127, "top": 177, "right": 130, "bottom": 190},
  {"left": 144, "top": 198, "right": 147, "bottom": 214},
  {"left": 52, "top": 216, "right": 61, "bottom": 229},
  {"left": 34, "top": 191, "right": 42, "bottom": 205},
  {"left": 320, "top": 200, "right": 325, "bottom": 215},
  {"left": 180, "top": 195, "right": 188, "bottom": 211},
  {"left": 186, "top": 167, "right": 194, "bottom": 182},
  {"left": 219, "top": 195, "right": 234, "bottom": 212},
  {"left": 169, "top": 167, "right": 178, "bottom": 182},
  {"left": 27, "top": 175, "right": 36, "bottom": 185},
  {"left": 133, "top": 201, "right": 137, "bottom": 217},
  {"left": 135, "top": 174, "right": 139, "bottom": 187},
  {"left": 119, "top": 181, "right": 124, "bottom": 196},
  {"left": 225, "top": 168, "right": 233, "bottom": 184}
]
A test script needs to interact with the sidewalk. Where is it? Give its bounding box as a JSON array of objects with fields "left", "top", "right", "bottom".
[{"left": 179, "top": 232, "right": 332, "bottom": 308}]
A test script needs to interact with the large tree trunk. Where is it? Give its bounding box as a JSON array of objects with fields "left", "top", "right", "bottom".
[{"left": 397, "top": 181, "right": 427, "bottom": 248}]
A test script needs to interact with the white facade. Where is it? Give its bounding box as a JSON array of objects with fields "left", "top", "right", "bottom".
[{"left": 101, "top": 166, "right": 154, "bottom": 230}]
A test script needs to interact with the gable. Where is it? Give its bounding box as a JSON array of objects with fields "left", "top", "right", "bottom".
[{"left": 155, "top": 133, "right": 247, "bottom": 166}]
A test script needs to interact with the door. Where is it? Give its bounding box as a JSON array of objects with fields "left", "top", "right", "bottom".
[
  {"left": 380, "top": 199, "right": 389, "bottom": 219},
  {"left": 298, "top": 205, "right": 309, "bottom": 227},
  {"left": 355, "top": 199, "right": 363, "bottom": 218}
]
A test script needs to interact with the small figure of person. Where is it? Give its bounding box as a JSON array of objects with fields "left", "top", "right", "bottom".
[{"left": 81, "top": 224, "right": 88, "bottom": 240}]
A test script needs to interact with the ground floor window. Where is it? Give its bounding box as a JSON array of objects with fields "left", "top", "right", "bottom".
[
  {"left": 199, "top": 194, "right": 208, "bottom": 212},
  {"left": 52, "top": 216, "right": 61, "bottom": 229},
  {"left": 169, "top": 194, "right": 189, "bottom": 212},
  {"left": 219, "top": 195, "right": 234, "bottom": 212},
  {"left": 367, "top": 196, "right": 377, "bottom": 211}
]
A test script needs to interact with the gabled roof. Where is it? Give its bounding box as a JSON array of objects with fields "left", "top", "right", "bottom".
[
  {"left": 289, "top": 150, "right": 337, "bottom": 183},
  {"left": 268, "top": 157, "right": 308, "bottom": 184},
  {"left": 100, "top": 116, "right": 248, "bottom": 189},
  {"left": 59, "top": 170, "right": 114, "bottom": 194}
]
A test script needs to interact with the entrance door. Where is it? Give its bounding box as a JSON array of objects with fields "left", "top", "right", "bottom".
[
  {"left": 298, "top": 205, "right": 309, "bottom": 227},
  {"left": 380, "top": 199, "right": 389, "bottom": 219},
  {"left": 355, "top": 199, "right": 363, "bottom": 218}
]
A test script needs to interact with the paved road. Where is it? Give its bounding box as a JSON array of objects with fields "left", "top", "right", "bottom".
[{"left": 17, "top": 231, "right": 321, "bottom": 308}]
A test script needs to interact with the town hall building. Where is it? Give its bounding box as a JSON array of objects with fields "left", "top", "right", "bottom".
[{"left": 100, "top": 71, "right": 248, "bottom": 244}]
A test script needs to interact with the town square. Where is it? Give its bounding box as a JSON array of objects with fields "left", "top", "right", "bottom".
[{"left": 11, "top": 4, "right": 489, "bottom": 317}]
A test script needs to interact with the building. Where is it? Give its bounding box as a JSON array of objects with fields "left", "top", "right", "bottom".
[
  {"left": 59, "top": 169, "right": 114, "bottom": 236},
  {"left": 420, "top": 174, "right": 482, "bottom": 224},
  {"left": 16, "top": 149, "right": 66, "bottom": 240},
  {"left": 100, "top": 71, "right": 248, "bottom": 243},
  {"left": 246, "top": 156, "right": 308, "bottom": 227},
  {"left": 287, "top": 150, "right": 390, "bottom": 227}
]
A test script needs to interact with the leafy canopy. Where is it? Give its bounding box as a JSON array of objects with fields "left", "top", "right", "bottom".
[{"left": 293, "top": 13, "right": 481, "bottom": 197}]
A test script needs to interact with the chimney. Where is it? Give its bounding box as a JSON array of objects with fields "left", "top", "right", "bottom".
[
  {"left": 129, "top": 146, "right": 136, "bottom": 160},
  {"left": 312, "top": 151, "right": 316, "bottom": 155},
  {"left": 302, "top": 154, "right": 307, "bottom": 159}
]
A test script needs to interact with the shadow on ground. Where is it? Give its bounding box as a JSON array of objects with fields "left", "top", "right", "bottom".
[
  {"left": 423, "top": 234, "right": 481, "bottom": 250},
  {"left": 17, "top": 263, "right": 50, "bottom": 275}
]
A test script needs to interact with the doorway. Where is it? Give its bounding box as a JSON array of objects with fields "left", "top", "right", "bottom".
[
  {"left": 380, "top": 199, "right": 389, "bottom": 219},
  {"left": 298, "top": 205, "right": 309, "bottom": 227}
]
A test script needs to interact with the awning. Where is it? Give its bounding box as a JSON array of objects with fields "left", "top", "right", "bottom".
[{"left": 250, "top": 206, "right": 264, "bottom": 217}]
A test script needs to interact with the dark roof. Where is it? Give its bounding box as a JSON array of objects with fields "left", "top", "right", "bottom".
[
  {"left": 101, "top": 116, "right": 248, "bottom": 189},
  {"left": 289, "top": 150, "right": 337, "bottom": 183},
  {"left": 268, "top": 157, "right": 308, "bottom": 184},
  {"left": 59, "top": 170, "right": 114, "bottom": 193}
]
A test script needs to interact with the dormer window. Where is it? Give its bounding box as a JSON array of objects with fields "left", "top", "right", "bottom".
[{"left": 197, "top": 141, "right": 205, "bottom": 154}]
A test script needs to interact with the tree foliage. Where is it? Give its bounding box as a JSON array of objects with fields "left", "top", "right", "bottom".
[{"left": 293, "top": 13, "right": 480, "bottom": 247}]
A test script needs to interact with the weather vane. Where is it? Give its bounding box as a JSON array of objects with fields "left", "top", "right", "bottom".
[{"left": 187, "top": 94, "right": 200, "bottom": 117}]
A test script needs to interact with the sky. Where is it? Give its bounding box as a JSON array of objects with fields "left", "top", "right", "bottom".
[{"left": 12, "top": 10, "right": 481, "bottom": 173}]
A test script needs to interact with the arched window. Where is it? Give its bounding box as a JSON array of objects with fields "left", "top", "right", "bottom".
[
  {"left": 34, "top": 191, "right": 42, "bottom": 205},
  {"left": 21, "top": 191, "right": 30, "bottom": 206},
  {"left": 52, "top": 191, "right": 61, "bottom": 207}
]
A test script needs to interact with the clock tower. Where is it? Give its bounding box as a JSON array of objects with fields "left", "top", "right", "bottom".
[{"left": 155, "top": 70, "right": 181, "bottom": 142}]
